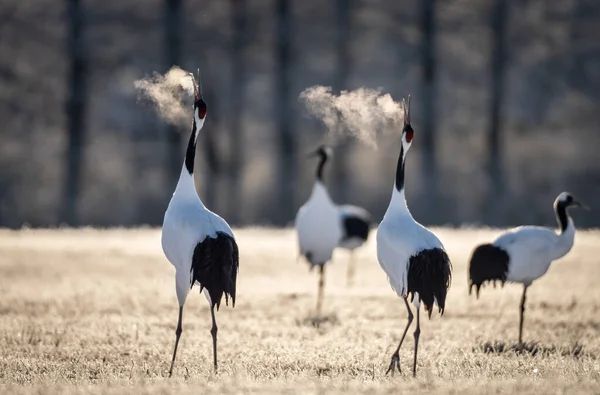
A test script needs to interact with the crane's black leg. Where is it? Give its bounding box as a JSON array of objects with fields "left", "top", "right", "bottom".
[
  {"left": 169, "top": 305, "right": 184, "bottom": 377},
  {"left": 346, "top": 251, "right": 356, "bottom": 287},
  {"left": 316, "top": 264, "right": 326, "bottom": 317},
  {"left": 210, "top": 304, "right": 218, "bottom": 373},
  {"left": 519, "top": 284, "right": 528, "bottom": 344},
  {"left": 386, "top": 297, "right": 413, "bottom": 376},
  {"left": 412, "top": 306, "right": 421, "bottom": 377}
]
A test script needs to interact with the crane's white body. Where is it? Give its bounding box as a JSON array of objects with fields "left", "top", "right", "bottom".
[
  {"left": 493, "top": 219, "right": 575, "bottom": 285},
  {"left": 161, "top": 113, "right": 235, "bottom": 306},
  {"left": 377, "top": 188, "right": 444, "bottom": 304},
  {"left": 295, "top": 181, "right": 342, "bottom": 266}
]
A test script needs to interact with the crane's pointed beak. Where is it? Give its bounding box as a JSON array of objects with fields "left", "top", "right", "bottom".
[
  {"left": 403, "top": 95, "right": 411, "bottom": 126},
  {"left": 189, "top": 72, "right": 199, "bottom": 100},
  {"left": 574, "top": 200, "right": 590, "bottom": 210}
]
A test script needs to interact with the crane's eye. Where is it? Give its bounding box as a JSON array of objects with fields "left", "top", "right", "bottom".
[{"left": 404, "top": 125, "right": 414, "bottom": 143}]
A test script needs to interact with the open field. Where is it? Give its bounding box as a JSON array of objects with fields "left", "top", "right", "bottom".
[{"left": 1, "top": 227, "right": 599, "bottom": 394}]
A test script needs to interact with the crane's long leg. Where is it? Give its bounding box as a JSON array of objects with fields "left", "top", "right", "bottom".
[
  {"left": 316, "top": 264, "right": 326, "bottom": 317},
  {"left": 518, "top": 285, "right": 529, "bottom": 344},
  {"left": 346, "top": 251, "right": 356, "bottom": 287},
  {"left": 168, "top": 306, "right": 184, "bottom": 377},
  {"left": 412, "top": 306, "right": 421, "bottom": 377},
  {"left": 386, "top": 297, "right": 413, "bottom": 376},
  {"left": 210, "top": 304, "right": 218, "bottom": 373}
]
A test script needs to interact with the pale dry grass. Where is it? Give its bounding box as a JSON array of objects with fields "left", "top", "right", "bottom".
[{"left": 0, "top": 227, "right": 599, "bottom": 394}]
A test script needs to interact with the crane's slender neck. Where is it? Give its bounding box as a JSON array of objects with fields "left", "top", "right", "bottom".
[
  {"left": 385, "top": 142, "right": 411, "bottom": 217},
  {"left": 174, "top": 117, "right": 204, "bottom": 205},
  {"left": 395, "top": 144, "right": 405, "bottom": 192},
  {"left": 316, "top": 153, "right": 327, "bottom": 181},
  {"left": 555, "top": 201, "right": 571, "bottom": 233},
  {"left": 552, "top": 201, "right": 576, "bottom": 260},
  {"left": 184, "top": 119, "right": 198, "bottom": 175}
]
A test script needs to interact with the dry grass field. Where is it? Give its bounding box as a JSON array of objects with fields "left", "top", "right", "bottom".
[{"left": 1, "top": 227, "right": 599, "bottom": 394}]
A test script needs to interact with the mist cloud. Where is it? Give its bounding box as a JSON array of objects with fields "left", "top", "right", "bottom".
[
  {"left": 133, "top": 66, "right": 195, "bottom": 127},
  {"left": 299, "top": 86, "right": 405, "bottom": 148}
]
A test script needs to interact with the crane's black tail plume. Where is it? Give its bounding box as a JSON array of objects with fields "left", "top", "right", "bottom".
[
  {"left": 468, "top": 243, "right": 509, "bottom": 298},
  {"left": 407, "top": 248, "right": 452, "bottom": 318},
  {"left": 191, "top": 232, "right": 239, "bottom": 310}
]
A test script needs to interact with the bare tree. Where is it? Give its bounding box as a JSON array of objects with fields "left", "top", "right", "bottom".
[
  {"left": 486, "top": 0, "right": 508, "bottom": 222},
  {"left": 164, "top": 0, "right": 183, "bottom": 191},
  {"left": 331, "top": 0, "right": 352, "bottom": 203},
  {"left": 229, "top": 0, "right": 247, "bottom": 225},
  {"left": 419, "top": 0, "right": 438, "bottom": 221},
  {"left": 62, "top": 0, "right": 88, "bottom": 226},
  {"left": 275, "top": 0, "right": 295, "bottom": 225}
]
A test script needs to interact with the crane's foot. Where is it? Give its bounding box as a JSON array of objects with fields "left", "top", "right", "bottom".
[{"left": 385, "top": 352, "right": 401, "bottom": 376}]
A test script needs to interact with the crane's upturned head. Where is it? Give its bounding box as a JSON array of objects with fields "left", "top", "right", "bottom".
[
  {"left": 307, "top": 145, "right": 333, "bottom": 161},
  {"left": 401, "top": 95, "right": 414, "bottom": 149},
  {"left": 190, "top": 70, "right": 207, "bottom": 122},
  {"left": 555, "top": 192, "right": 589, "bottom": 210}
]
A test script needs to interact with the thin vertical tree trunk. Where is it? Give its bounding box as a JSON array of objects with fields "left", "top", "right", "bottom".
[
  {"left": 419, "top": 0, "right": 438, "bottom": 223},
  {"left": 486, "top": 0, "right": 508, "bottom": 224},
  {"left": 62, "top": 0, "right": 87, "bottom": 226},
  {"left": 332, "top": 0, "right": 351, "bottom": 203},
  {"left": 275, "top": 0, "right": 295, "bottom": 225},
  {"left": 567, "top": 0, "right": 598, "bottom": 95},
  {"left": 164, "top": 0, "right": 183, "bottom": 191},
  {"left": 229, "top": 0, "right": 246, "bottom": 225}
]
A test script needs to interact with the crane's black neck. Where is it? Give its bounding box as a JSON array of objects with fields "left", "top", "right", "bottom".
[
  {"left": 395, "top": 144, "right": 405, "bottom": 192},
  {"left": 184, "top": 120, "right": 197, "bottom": 175},
  {"left": 555, "top": 201, "right": 570, "bottom": 233},
  {"left": 316, "top": 152, "right": 328, "bottom": 181}
]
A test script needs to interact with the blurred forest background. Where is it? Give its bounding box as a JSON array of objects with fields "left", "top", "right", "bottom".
[{"left": 1, "top": 0, "right": 599, "bottom": 228}]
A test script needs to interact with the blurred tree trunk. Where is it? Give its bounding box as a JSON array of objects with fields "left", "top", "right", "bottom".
[
  {"left": 164, "top": 0, "right": 182, "bottom": 192},
  {"left": 486, "top": 0, "right": 508, "bottom": 224},
  {"left": 419, "top": 0, "right": 438, "bottom": 222},
  {"left": 331, "top": 0, "right": 351, "bottom": 203},
  {"left": 228, "top": 0, "right": 246, "bottom": 225},
  {"left": 567, "top": 0, "right": 600, "bottom": 98},
  {"left": 62, "top": 0, "right": 87, "bottom": 226},
  {"left": 275, "top": 0, "right": 295, "bottom": 225}
]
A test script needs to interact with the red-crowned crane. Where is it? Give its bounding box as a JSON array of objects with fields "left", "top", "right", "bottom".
[
  {"left": 468, "top": 192, "right": 587, "bottom": 343},
  {"left": 295, "top": 145, "right": 372, "bottom": 316},
  {"left": 376, "top": 96, "right": 452, "bottom": 376},
  {"left": 161, "top": 71, "right": 239, "bottom": 376}
]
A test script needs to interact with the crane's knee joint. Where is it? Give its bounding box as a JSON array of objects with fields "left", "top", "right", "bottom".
[
  {"left": 175, "top": 326, "right": 182, "bottom": 337},
  {"left": 413, "top": 327, "right": 420, "bottom": 337},
  {"left": 210, "top": 325, "right": 218, "bottom": 337}
]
